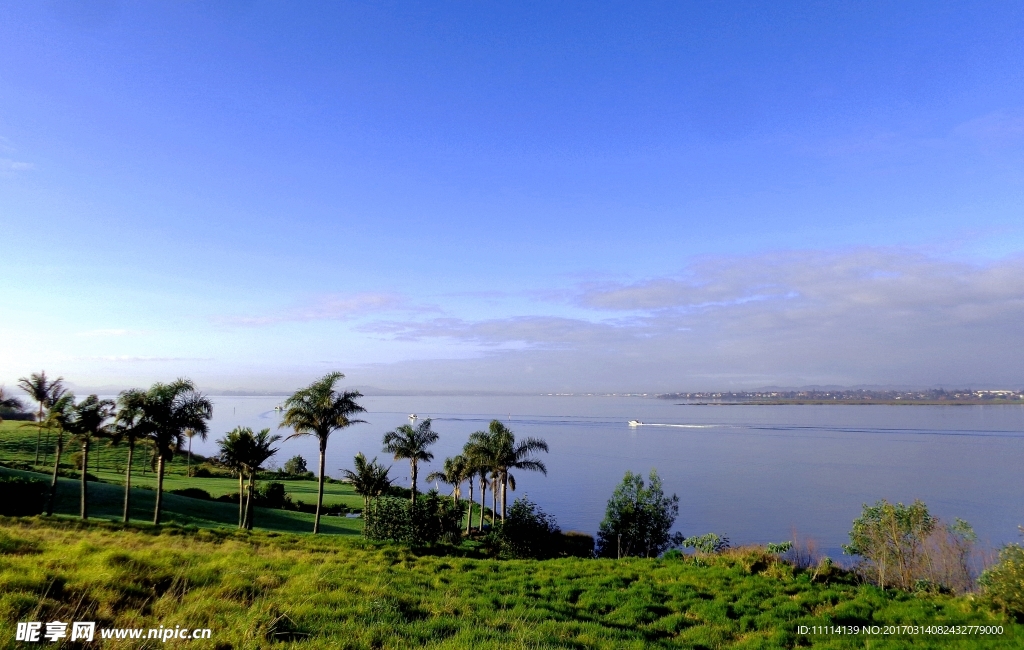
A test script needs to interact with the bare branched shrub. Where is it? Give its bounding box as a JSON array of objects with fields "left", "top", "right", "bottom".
[{"left": 785, "top": 528, "right": 821, "bottom": 570}]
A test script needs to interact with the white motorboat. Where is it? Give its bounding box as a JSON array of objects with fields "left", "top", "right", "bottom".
[{"left": 628, "top": 420, "right": 642, "bottom": 427}]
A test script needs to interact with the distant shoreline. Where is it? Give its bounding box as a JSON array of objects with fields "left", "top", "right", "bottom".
[{"left": 676, "top": 400, "right": 1024, "bottom": 406}]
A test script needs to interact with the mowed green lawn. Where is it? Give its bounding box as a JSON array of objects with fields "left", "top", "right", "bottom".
[{"left": 0, "top": 420, "right": 362, "bottom": 535}]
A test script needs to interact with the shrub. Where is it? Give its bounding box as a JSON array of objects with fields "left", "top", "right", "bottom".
[
  {"left": 493, "top": 497, "right": 561, "bottom": 559},
  {"left": 364, "top": 491, "right": 464, "bottom": 545},
  {"left": 596, "top": 469, "right": 684, "bottom": 558},
  {"left": 684, "top": 532, "right": 731, "bottom": 555},
  {"left": 980, "top": 544, "right": 1024, "bottom": 620},
  {"left": 254, "top": 482, "right": 291, "bottom": 509},
  {"left": 0, "top": 476, "right": 48, "bottom": 516},
  {"left": 559, "top": 531, "right": 596, "bottom": 558},
  {"left": 169, "top": 487, "right": 213, "bottom": 501}
]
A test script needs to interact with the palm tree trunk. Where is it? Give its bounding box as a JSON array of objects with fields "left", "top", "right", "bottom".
[
  {"left": 80, "top": 440, "right": 89, "bottom": 519},
  {"left": 123, "top": 439, "right": 133, "bottom": 523},
  {"left": 46, "top": 435, "right": 63, "bottom": 516},
  {"left": 410, "top": 459, "right": 418, "bottom": 504},
  {"left": 466, "top": 481, "right": 473, "bottom": 534},
  {"left": 238, "top": 472, "right": 245, "bottom": 528},
  {"left": 478, "top": 476, "right": 486, "bottom": 530},
  {"left": 501, "top": 472, "right": 507, "bottom": 523},
  {"left": 187, "top": 436, "right": 192, "bottom": 476},
  {"left": 153, "top": 455, "right": 165, "bottom": 525},
  {"left": 244, "top": 473, "right": 255, "bottom": 530},
  {"left": 491, "top": 476, "right": 497, "bottom": 525},
  {"left": 313, "top": 439, "right": 326, "bottom": 534},
  {"left": 34, "top": 408, "right": 42, "bottom": 464}
]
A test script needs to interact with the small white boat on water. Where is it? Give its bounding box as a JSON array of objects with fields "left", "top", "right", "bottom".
[
  {"left": 409, "top": 413, "right": 418, "bottom": 421},
  {"left": 628, "top": 420, "right": 642, "bottom": 427}
]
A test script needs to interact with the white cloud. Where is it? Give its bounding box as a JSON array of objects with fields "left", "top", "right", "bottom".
[
  {"left": 350, "top": 249, "right": 1024, "bottom": 391},
  {"left": 0, "top": 158, "right": 34, "bottom": 171},
  {"left": 219, "top": 292, "right": 427, "bottom": 326}
]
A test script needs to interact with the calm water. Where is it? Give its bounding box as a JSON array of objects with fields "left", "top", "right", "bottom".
[{"left": 185, "top": 395, "right": 1024, "bottom": 555}]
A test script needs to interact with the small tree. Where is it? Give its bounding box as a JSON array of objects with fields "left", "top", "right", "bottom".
[
  {"left": 597, "top": 469, "right": 683, "bottom": 558},
  {"left": 980, "top": 543, "right": 1024, "bottom": 621},
  {"left": 283, "top": 455, "right": 309, "bottom": 475},
  {"left": 843, "top": 499, "right": 936, "bottom": 590}
]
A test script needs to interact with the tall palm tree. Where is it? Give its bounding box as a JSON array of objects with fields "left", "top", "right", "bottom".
[
  {"left": 485, "top": 420, "right": 549, "bottom": 522},
  {"left": 426, "top": 454, "right": 469, "bottom": 506},
  {"left": 17, "top": 371, "right": 65, "bottom": 465},
  {"left": 144, "top": 379, "right": 213, "bottom": 525},
  {"left": 64, "top": 395, "right": 116, "bottom": 520},
  {"left": 279, "top": 372, "right": 366, "bottom": 534},
  {"left": 241, "top": 428, "right": 281, "bottom": 530},
  {"left": 341, "top": 452, "right": 394, "bottom": 512},
  {"left": 113, "top": 389, "right": 153, "bottom": 523},
  {"left": 464, "top": 432, "right": 496, "bottom": 530},
  {"left": 382, "top": 418, "right": 439, "bottom": 503},
  {"left": 217, "top": 427, "right": 252, "bottom": 528},
  {"left": 41, "top": 393, "right": 75, "bottom": 516}
]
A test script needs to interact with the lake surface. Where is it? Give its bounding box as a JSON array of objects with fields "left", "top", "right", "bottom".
[{"left": 186, "top": 395, "right": 1024, "bottom": 556}]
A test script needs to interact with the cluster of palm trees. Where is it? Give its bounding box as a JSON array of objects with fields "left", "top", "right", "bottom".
[
  {"left": 348, "top": 417, "right": 550, "bottom": 534},
  {"left": 217, "top": 427, "right": 281, "bottom": 529},
  {"left": 15, "top": 372, "right": 213, "bottom": 525},
  {"left": 9, "top": 369, "right": 552, "bottom": 540}
]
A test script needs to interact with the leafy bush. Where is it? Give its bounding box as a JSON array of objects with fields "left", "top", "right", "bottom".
[
  {"left": 596, "top": 469, "right": 684, "bottom": 558},
  {"left": 684, "top": 532, "right": 731, "bottom": 555},
  {"left": 364, "top": 491, "right": 463, "bottom": 545},
  {"left": 492, "top": 497, "right": 561, "bottom": 559},
  {"left": 0, "top": 476, "right": 48, "bottom": 516},
  {"left": 980, "top": 544, "right": 1024, "bottom": 621},
  {"left": 169, "top": 487, "right": 213, "bottom": 500},
  {"left": 188, "top": 464, "right": 233, "bottom": 478},
  {"left": 254, "top": 482, "right": 291, "bottom": 509},
  {"left": 559, "top": 531, "right": 596, "bottom": 558}
]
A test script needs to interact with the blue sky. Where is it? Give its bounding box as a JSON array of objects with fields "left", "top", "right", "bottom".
[{"left": 2, "top": 1, "right": 1023, "bottom": 392}]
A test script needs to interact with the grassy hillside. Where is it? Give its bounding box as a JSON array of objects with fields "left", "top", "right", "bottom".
[
  {"left": 0, "top": 420, "right": 364, "bottom": 535},
  {"left": 0, "top": 517, "right": 1017, "bottom": 649},
  {"left": 0, "top": 466, "right": 361, "bottom": 536}
]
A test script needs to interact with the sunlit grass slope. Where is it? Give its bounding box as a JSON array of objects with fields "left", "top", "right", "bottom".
[{"left": 0, "top": 517, "right": 1018, "bottom": 650}]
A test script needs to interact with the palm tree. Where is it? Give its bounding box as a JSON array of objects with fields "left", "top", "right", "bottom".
[
  {"left": 217, "top": 427, "right": 252, "bottom": 528},
  {"left": 464, "top": 432, "right": 496, "bottom": 530},
  {"left": 341, "top": 452, "right": 394, "bottom": 512},
  {"left": 144, "top": 379, "right": 213, "bottom": 525},
  {"left": 382, "top": 418, "right": 439, "bottom": 503},
  {"left": 241, "top": 428, "right": 281, "bottom": 530},
  {"left": 485, "top": 420, "right": 548, "bottom": 522},
  {"left": 426, "top": 454, "right": 469, "bottom": 506},
  {"left": 17, "top": 371, "right": 65, "bottom": 465},
  {"left": 64, "top": 395, "right": 116, "bottom": 520},
  {"left": 0, "top": 386, "right": 24, "bottom": 421},
  {"left": 279, "top": 372, "right": 366, "bottom": 534},
  {"left": 113, "top": 389, "right": 153, "bottom": 523},
  {"left": 41, "top": 393, "right": 75, "bottom": 516}
]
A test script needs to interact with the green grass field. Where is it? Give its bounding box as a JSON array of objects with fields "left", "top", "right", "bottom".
[
  {"left": 0, "top": 420, "right": 364, "bottom": 535},
  {"left": 0, "top": 517, "right": 1018, "bottom": 649},
  {"left": 0, "top": 420, "right": 495, "bottom": 535}
]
